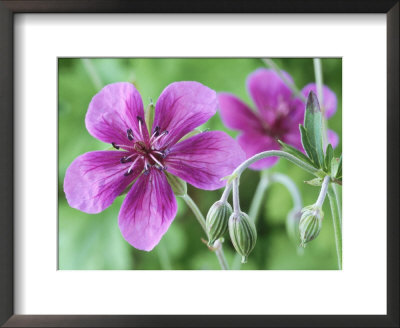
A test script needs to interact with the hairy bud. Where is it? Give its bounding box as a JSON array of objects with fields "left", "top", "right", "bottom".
[
  {"left": 299, "top": 205, "right": 323, "bottom": 247},
  {"left": 206, "top": 201, "right": 232, "bottom": 246},
  {"left": 228, "top": 212, "right": 257, "bottom": 263}
]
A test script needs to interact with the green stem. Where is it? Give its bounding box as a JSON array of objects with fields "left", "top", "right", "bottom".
[
  {"left": 232, "top": 173, "right": 269, "bottom": 269},
  {"left": 182, "top": 194, "right": 229, "bottom": 270},
  {"left": 232, "top": 150, "right": 320, "bottom": 178},
  {"left": 328, "top": 184, "right": 342, "bottom": 269},
  {"left": 262, "top": 58, "right": 306, "bottom": 101}
]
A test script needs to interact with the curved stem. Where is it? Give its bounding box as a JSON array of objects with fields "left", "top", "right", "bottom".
[
  {"left": 232, "top": 150, "right": 320, "bottom": 178},
  {"left": 232, "top": 178, "right": 241, "bottom": 214},
  {"left": 220, "top": 182, "right": 232, "bottom": 203},
  {"left": 182, "top": 194, "right": 229, "bottom": 270},
  {"left": 327, "top": 185, "right": 342, "bottom": 269}
]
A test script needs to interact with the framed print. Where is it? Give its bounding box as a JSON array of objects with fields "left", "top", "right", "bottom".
[{"left": 0, "top": 1, "right": 398, "bottom": 327}]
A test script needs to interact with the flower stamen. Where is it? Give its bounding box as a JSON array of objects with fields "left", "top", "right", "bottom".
[
  {"left": 120, "top": 153, "right": 135, "bottom": 163},
  {"left": 149, "top": 153, "right": 165, "bottom": 169},
  {"left": 124, "top": 157, "right": 140, "bottom": 176},
  {"left": 127, "top": 129, "right": 134, "bottom": 141},
  {"left": 150, "top": 130, "right": 168, "bottom": 146},
  {"left": 137, "top": 116, "right": 144, "bottom": 140},
  {"left": 111, "top": 142, "right": 120, "bottom": 150}
]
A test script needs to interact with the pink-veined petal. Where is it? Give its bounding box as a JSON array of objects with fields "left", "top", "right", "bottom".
[
  {"left": 301, "top": 83, "right": 337, "bottom": 119},
  {"left": 152, "top": 82, "right": 217, "bottom": 148},
  {"left": 85, "top": 82, "right": 149, "bottom": 147},
  {"left": 246, "top": 68, "right": 294, "bottom": 126},
  {"left": 64, "top": 151, "right": 143, "bottom": 214},
  {"left": 238, "top": 132, "right": 281, "bottom": 170},
  {"left": 218, "top": 93, "right": 264, "bottom": 133},
  {"left": 164, "top": 131, "right": 245, "bottom": 190},
  {"left": 118, "top": 168, "right": 177, "bottom": 251}
]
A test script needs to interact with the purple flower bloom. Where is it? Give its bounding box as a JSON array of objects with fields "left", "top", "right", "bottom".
[
  {"left": 218, "top": 68, "right": 339, "bottom": 170},
  {"left": 64, "top": 82, "right": 245, "bottom": 251}
]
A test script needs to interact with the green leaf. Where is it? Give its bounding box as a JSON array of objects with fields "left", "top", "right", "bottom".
[
  {"left": 277, "top": 139, "right": 315, "bottom": 167},
  {"left": 304, "top": 178, "right": 323, "bottom": 186},
  {"left": 145, "top": 102, "right": 155, "bottom": 133},
  {"left": 324, "top": 144, "right": 334, "bottom": 173},
  {"left": 300, "top": 125, "right": 320, "bottom": 168},
  {"left": 336, "top": 155, "right": 342, "bottom": 179},
  {"left": 304, "top": 91, "right": 324, "bottom": 167}
]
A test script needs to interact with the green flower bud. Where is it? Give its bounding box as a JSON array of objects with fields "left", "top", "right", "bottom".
[
  {"left": 299, "top": 205, "right": 323, "bottom": 247},
  {"left": 165, "top": 172, "right": 187, "bottom": 197},
  {"left": 228, "top": 212, "right": 257, "bottom": 263},
  {"left": 206, "top": 201, "right": 232, "bottom": 246}
]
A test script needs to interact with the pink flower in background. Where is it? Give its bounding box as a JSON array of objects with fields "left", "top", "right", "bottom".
[
  {"left": 218, "top": 68, "right": 339, "bottom": 170},
  {"left": 64, "top": 82, "right": 245, "bottom": 251}
]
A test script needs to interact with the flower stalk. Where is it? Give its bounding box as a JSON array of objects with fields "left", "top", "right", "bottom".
[
  {"left": 182, "top": 194, "right": 229, "bottom": 270},
  {"left": 327, "top": 184, "right": 342, "bottom": 269}
]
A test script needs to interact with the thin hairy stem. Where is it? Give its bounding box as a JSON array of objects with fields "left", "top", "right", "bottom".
[
  {"left": 327, "top": 185, "right": 342, "bottom": 269},
  {"left": 182, "top": 194, "right": 229, "bottom": 270}
]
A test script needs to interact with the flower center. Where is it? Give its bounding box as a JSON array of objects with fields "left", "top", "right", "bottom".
[{"left": 111, "top": 116, "right": 170, "bottom": 176}]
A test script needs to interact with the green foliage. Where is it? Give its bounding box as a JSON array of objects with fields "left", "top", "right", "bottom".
[{"left": 58, "top": 58, "right": 342, "bottom": 270}]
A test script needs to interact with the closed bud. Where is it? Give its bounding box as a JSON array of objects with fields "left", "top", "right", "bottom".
[
  {"left": 299, "top": 205, "right": 323, "bottom": 247},
  {"left": 206, "top": 201, "right": 232, "bottom": 246},
  {"left": 228, "top": 212, "right": 257, "bottom": 263}
]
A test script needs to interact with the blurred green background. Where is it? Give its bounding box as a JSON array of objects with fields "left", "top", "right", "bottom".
[{"left": 58, "top": 58, "right": 342, "bottom": 270}]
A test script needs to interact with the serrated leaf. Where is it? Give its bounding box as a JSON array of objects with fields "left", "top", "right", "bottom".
[
  {"left": 277, "top": 139, "right": 315, "bottom": 167},
  {"left": 300, "top": 125, "right": 321, "bottom": 168},
  {"left": 304, "top": 91, "right": 324, "bottom": 166},
  {"left": 324, "top": 144, "right": 334, "bottom": 173},
  {"left": 304, "top": 178, "right": 323, "bottom": 186}
]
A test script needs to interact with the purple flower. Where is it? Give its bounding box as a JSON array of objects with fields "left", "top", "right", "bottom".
[
  {"left": 64, "top": 82, "right": 245, "bottom": 251},
  {"left": 218, "top": 68, "right": 339, "bottom": 170}
]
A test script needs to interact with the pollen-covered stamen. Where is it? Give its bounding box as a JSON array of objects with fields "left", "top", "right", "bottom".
[
  {"left": 111, "top": 142, "right": 120, "bottom": 150},
  {"left": 127, "top": 129, "right": 134, "bottom": 141},
  {"left": 120, "top": 153, "right": 135, "bottom": 163},
  {"left": 149, "top": 126, "right": 160, "bottom": 142},
  {"left": 124, "top": 157, "right": 140, "bottom": 176}
]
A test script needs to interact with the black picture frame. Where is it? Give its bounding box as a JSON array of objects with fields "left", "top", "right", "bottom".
[{"left": 0, "top": 1, "right": 398, "bottom": 327}]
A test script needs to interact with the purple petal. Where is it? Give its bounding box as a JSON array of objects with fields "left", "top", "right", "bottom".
[
  {"left": 152, "top": 82, "right": 217, "bottom": 148},
  {"left": 238, "top": 132, "right": 281, "bottom": 170},
  {"left": 85, "top": 82, "right": 149, "bottom": 147},
  {"left": 118, "top": 168, "right": 177, "bottom": 251},
  {"left": 64, "top": 151, "right": 143, "bottom": 214},
  {"left": 218, "top": 93, "right": 263, "bottom": 133},
  {"left": 282, "top": 127, "right": 304, "bottom": 152},
  {"left": 246, "top": 68, "right": 294, "bottom": 126},
  {"left": 301, "top": 83, "right": 337, "bottom": 119},
  {"left": 164, "top": 131, "right": 245, "bottom": 190},
  {"left": 328, "top": 129, "right": 339, "bottom": 148}
]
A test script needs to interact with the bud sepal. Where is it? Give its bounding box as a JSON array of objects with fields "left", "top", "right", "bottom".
[
  {"left": 228, "top": 211, "right": 257, "bottom": 263},
  {"left": 299, "top": 205, "right": 324, "bottom": 247},
  {"left": 206, "top": 201, "right": 232, "bottom": 246}
]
